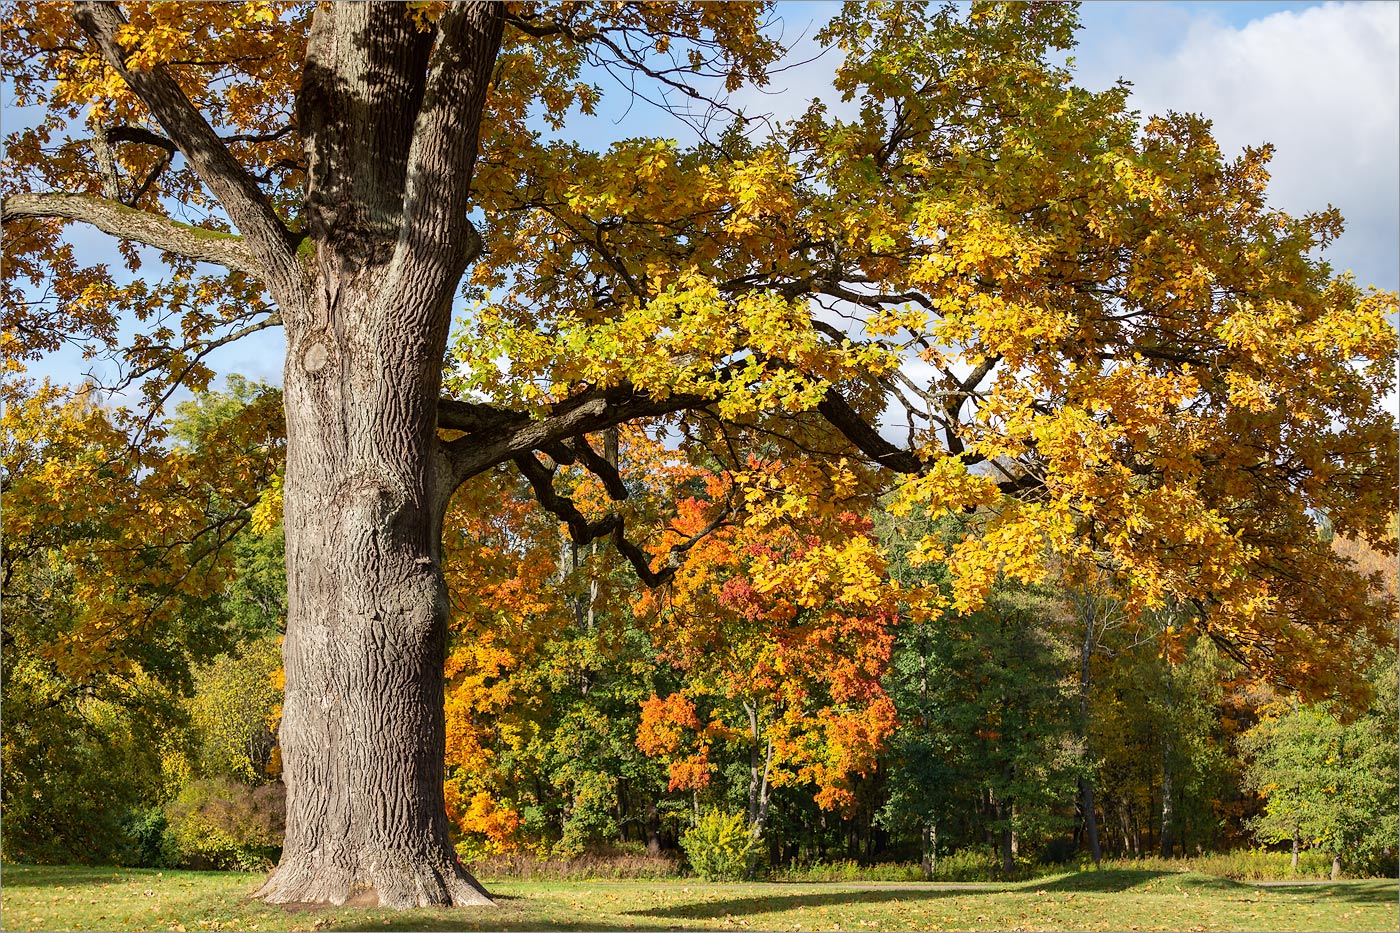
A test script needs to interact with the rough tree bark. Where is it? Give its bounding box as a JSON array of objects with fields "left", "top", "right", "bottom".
[
  {"left": 37, "top": 5, "right": 728, "bottom": 904},
  {"left": 252, "top": 3, "right": 506, "bottom": 907},
  {"left": 226, "top": 4, "right": 493, "bottom": 908}
]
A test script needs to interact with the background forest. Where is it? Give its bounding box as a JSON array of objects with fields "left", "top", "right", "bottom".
[{"left": 4, "top": 377, "right": 1395, "bottom": 881}]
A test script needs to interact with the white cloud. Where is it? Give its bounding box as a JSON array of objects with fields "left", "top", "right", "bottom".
[{"left": 1074, "top": 1, "right": 1400, "bottom": 291}]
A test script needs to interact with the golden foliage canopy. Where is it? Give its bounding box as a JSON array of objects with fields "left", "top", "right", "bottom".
[{"left": 3, "top": 1, "right": 1395, "bottom": 703}]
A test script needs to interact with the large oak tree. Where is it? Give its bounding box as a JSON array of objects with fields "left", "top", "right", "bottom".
[{"left": 4, "top": 0, "right": 1394, "bottom": 908}]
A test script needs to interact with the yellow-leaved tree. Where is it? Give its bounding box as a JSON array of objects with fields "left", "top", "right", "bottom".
[{"left": 3, "top": 0, "right": 1393, "bottom": 909}]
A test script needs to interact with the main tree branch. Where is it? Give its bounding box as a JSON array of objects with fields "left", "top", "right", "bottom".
[
  {"left": 815, "top": 388, "right": 925, "bottom": 474},
  {"left": 1, "top": 192, "right": 256, "bottom": 273},
  {"left": 513, "top": 451, "right": 623, "bottom": 549},
  {"left": 71, "top": 1, "right": 296, "bottom": 282},
  {"left": 392, "top": 2, "right": 505, "bottom": 289},
  {"left": 568, "top": 435, "right": 629, "bottom": 501},
  {"left": 439, "top": 385, "right": 713, "bottom": 485}
]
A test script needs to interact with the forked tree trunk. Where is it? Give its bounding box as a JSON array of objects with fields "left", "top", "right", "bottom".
[
  {"left": 57, "top": 0, "right": 506, "bottom": 905},
  {"left": 41, "top": 0, "right": 767, "bottom": 912},
  {"left": 744, "top": 702, "right": 775, "bottom": 838},
  {"left": 251, "top": 1, "right": 505, "bottom": 908}
]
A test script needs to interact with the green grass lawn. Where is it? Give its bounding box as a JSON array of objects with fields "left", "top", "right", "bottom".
[{"left": 1, "top": 865, "right": 1395, "bottom": 932}]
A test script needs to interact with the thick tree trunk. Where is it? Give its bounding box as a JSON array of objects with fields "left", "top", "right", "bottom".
[
  {"left": 67, "top": 0, "right": 511, "bottom": 910},
  {"left": 1291, "top": 826, "right": 1300, "bottom": 872},
  {"left": 250, "top": 2, "right": 504, "bottom": 908},
  {"left": 1331, "top": 854, "right": 1341, "bottom": 881},
  {"left": 256, "top": 259, "right": 490, "bottom": 907}
]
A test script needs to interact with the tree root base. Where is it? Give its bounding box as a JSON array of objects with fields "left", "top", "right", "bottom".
[{"left": 256, "top": 857, "right": 495, "bottom": 909}]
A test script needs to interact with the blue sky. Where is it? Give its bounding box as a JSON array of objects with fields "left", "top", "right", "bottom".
[{"left": 14, "top": 1, "right": 1399, "bottom": 393}]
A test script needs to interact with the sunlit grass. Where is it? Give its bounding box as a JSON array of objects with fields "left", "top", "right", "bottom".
[{"left": 1, "top": 864, "right": 1395, "bottom": 932}]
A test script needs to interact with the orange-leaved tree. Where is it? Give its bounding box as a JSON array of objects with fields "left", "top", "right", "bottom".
[
  {"left": 635, "top": 464, "right": 901, "bottom": 838},
  {"left": 4, "top": 0, "right": 1394, "bottom": 908},
  {"left": 438, "top": 423, "right": 731, "bottom": 860}
]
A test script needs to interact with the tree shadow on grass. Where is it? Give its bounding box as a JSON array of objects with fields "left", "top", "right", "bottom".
[
  {"left": 315, "top": 892, "right": 697, "bottom": 933},
  {"left": 0, "top": 866, "right": 139, "bottom": 888},
  {"left": 1033, "top": 869, "right": 1244, "bottom": 894},
  {"left": 625, "top": 886, "right": 991, "bottom": 921},
  {"left": 1248, "top": 879, "right": 1400, "bottom": 905},
  {"left": 322, "top": 911, "right": 683, "bottom": 932},
  {"left": 323, "top": 920, "right": 609, "bottom": 932},
  {"left": 1033, "top": 869, "right": 1398, "bottom": 905}
]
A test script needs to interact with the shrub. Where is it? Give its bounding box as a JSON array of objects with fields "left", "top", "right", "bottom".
[
  {"left": 0, "top": 665, "right": 173, "bottom": 866},
  {"left": 929, "top": 847, "right": 1003, "bottom": 881},
  {"left": 118, "top": 807, "right": 179, "bottom": 868},
  {"left": 445, "top": 788, "right": 521, "bottom": 862},
  {"left": 680, "top": 809, "right": 760, "bottom": 881},
  {"left": 164, "top": 777, "right": 285, "bottom": 871},
  {"left": 188, "top": 639, "right": 282, "bottom": 784},
  {"left": 1097, "top": 849, "right": 1341, "bottom": 881}
]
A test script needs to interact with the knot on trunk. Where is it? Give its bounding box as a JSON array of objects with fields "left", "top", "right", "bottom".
[
  {"left": 297, "top": 332, "right": 339, "bottom": 376},
  {"left": 337, "top": 469, "right": 410, "bottom": 526}
]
